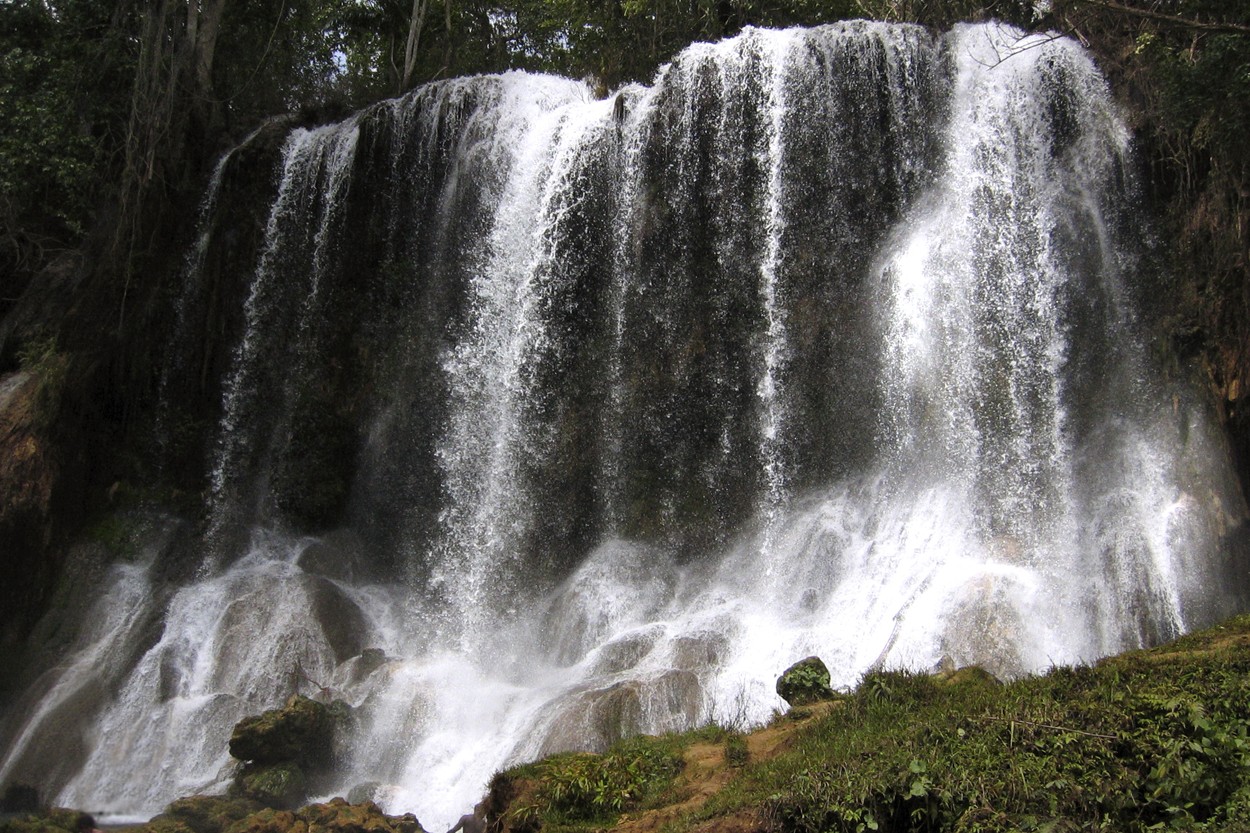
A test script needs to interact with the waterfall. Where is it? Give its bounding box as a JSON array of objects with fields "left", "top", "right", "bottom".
[{"left": 2, "top": 20, "right": 1246, "bottom": 832}]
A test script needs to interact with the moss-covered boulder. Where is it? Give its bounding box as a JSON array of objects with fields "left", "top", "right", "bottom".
[
  {"left": 935, "top": 664, "right": 1002, "bottom": 690},
  {"left": 232, "top": 763, "right": 307, "bottom": 809},
  {"left": 147, "top": 796, "right": 264, "bottom": 833},
  {"left": 229, "top": 696, "right": 333, "bottom": 767},
  {"left": 0, "top": 810, "right": 85, "bottom": 833},
  {"left": 776, "top": 656, "right": 836, "bottom": 707},
  {"left": 221, "top": 798, "right": 426, "bottom": 833}
]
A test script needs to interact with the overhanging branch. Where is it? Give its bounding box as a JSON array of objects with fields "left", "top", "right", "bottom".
[{"left": 1070, "top": 0, "right": 1250, "bottom": 36}]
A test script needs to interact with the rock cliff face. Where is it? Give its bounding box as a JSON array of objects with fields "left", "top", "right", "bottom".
[{"left": 0, "top": 369, "right": 67, "bottom": 652}]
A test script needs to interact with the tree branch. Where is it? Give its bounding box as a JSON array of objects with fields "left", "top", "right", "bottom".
[{"left": 1070, "top": 0, "right": 1250, "bottom": 36}]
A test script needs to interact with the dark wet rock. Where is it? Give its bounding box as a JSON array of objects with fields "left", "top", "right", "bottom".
[
  {"left": 776, "top": 656, "right": 835, "bottom": 707},
  {"left": 228, "top": 695, "right": 333, "bottom": 768},
  {"left": 0, "top": 784, "right": 39, "bottom": 813},
  {"left": 306, "top": 577, "right": 367, "bottom": 664},
  {"left": 352, "top": 648, "right": 388, "bottom": 678},
  {"left": 295, "top": 530, "right": 367, "bottom": 583},
  {"left": 671, "top": 632, "right": 729, "bottom": 670},
  {"left": 588, "top": 630, "right": 659, "bottom": 674}
]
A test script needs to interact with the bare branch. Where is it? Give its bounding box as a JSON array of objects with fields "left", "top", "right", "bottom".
[{"left": 1069, "top": 0, "right": 1250, "bottom": 36}]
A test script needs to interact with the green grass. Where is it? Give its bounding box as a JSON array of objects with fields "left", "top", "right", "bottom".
[
  {"left": 491, "top": 616, "right": 1250, "bottom": 833},
  {"left": 494, "top": 733, "right": 688, "bottom": 831}
]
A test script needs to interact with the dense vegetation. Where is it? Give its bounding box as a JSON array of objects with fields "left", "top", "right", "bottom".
[
  {"left": 485, "top": 615, "right": 1250, "bottom": 833},
  {"left": 0, "top": 0, "right": 1248, "bottom": 648}
]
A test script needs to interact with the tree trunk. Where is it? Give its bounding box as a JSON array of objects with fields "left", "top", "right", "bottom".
[{"left": 402, "top": 0, "right": 431, "bottom": 91}]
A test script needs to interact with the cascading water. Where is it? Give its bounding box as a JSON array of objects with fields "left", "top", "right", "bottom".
[{"left": 3, "top": 20, "right": 1247, "bottom": 831}]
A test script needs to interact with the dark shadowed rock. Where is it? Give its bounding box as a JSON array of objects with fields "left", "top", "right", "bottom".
[
  {"left": 306, "top": 577, "right": 367, "bottom": 664},
  {"left": 0, "top": 784, "right": 39, "bottom": 813},
  {"left": 346, "top": 782, "right": 381, "bottom": 805}
]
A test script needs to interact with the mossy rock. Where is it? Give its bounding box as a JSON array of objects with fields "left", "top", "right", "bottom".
[
  {"left": 149, "top": 795, "right": 264, "bottom": 833},
  {"left": 776, "top": 655, "right": 836, "bottom": 707},
  {"left": 229, "top": 695, "right": 333, "bottom": 768},
  {"left": 222, "top": 798, "right": 426, "bottom": 833},
  {"left": 0, "top": 809, "right": 91, "bottom": 833},
  {"left": 143, "top": 817, "right": 197, "bottom": 833},
  {"left": 935, "top": 664, "right": 1002, "bottom": 689},
  {"left": 233, "top": 762, "right": 306, "bottom": 809},
  {"left": 221, "top": 809, "right": 297, "bottom": 833}
]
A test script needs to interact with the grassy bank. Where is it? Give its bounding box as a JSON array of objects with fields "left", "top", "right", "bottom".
[{"left": 488, "top": 616, "right": 1250, "bottom": 833}]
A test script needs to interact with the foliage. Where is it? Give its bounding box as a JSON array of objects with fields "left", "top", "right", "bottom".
[
  {"left": 700, "top": 626, "right": 1250, "bottom": 833},
  {"left": 724, "top": 731, "right": 750, "bottom": 766},
  {"left": 485, "top": 621, "right": 1250, "bottom": 833},
  {"left": 776, "top": 655, "right": 837, "bottom": 707},
  {"left": 0, "top": 1, "right": 133, "bottom": 303},
  {"left": 503, "top": 734, "right": 685, "bottom": 829},
  {"left": 16, "top": 335, "right": 68, "bottom": 426},
  {"left": 0, "top": 809, "right": 94, "bottom": 833}
]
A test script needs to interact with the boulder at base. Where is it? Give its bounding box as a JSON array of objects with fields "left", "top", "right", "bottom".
[
  {"left": 221, "top": 798, "right": 427, "bottom": 833},
  {"left": 776, "top": 656, "right": 836, "bottom": 707},
  {"left": 229, "top": 696, "right": 334, "bottom": 768},
  {"left": 145, "top": 795, "right": 264, "bottom": 833}
]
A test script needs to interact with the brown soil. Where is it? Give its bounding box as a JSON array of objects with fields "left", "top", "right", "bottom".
[{"left": 608, "top": 701, "right": 841, "bottom": 833}]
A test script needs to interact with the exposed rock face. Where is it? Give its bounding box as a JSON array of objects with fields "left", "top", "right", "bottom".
[
  {"left": 0, "top": 371, "right": 61, "bottom": 645},
  {"left": 775, "top": 656, "right": 835, "bottom": 707}
]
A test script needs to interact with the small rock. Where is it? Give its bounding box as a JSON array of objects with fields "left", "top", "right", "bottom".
[{"left": 776, "top": 656, "right": 836, "bottom": 707}]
